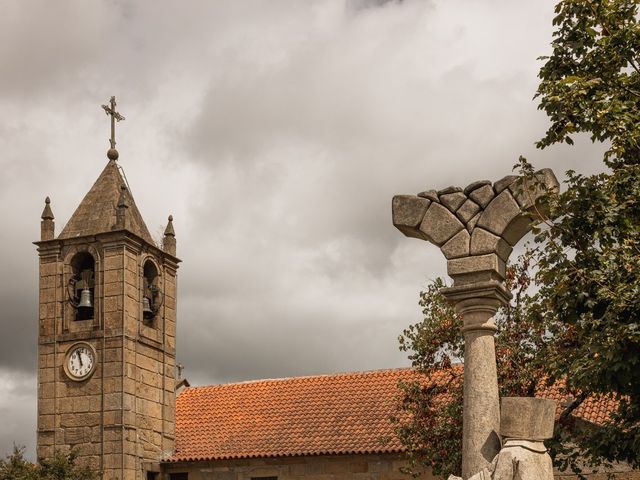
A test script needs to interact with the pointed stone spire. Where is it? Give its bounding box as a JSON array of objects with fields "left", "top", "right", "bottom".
[
  {"left": 41, "top": 196, "right": 54, "bottom": 220},
  {"left": 164, "top": 214, "right": 175, "bottom": 236},
  {"left": 114, "top": 185, "right": 129, "bottom": 230},
  {"left": 40, "top": 197, "right": 55, "bottom": 240},
  {"left": 58, "top": 160, "right": 154, "bottom": 243},
  {"left": 163, "top": 215, "right": 176, "bottom": 256}
]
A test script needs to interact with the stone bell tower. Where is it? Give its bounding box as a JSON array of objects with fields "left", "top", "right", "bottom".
[{"left": 35, "top": 97, "right": 179, "bottom": 480}]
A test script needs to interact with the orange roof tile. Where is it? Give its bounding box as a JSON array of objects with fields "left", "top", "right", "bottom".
[
  {"left": 169, "top": 368, "right": 618, "bottom": 462},
  {"left": 539, "top": 382, "right": 619, "bottom": 427}
]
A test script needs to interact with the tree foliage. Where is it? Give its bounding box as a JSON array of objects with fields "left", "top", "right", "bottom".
[
  {"left": 394, "top": 0, "right": 640, "bottom": 476},
  {"left": 393, "top": 278, "right": 464, "bottom": 478},
  {"left": 0, "top": 447, "right": 36, "bottom": 480},
  {"left": 0, "top": 447, "right": 98, "bottom": 480},
  {"left": 530, "top": 0, "right": 640, "bottom": 467},
  {"left": 536, "top": 0, "right": 640, "bottom": 166}
]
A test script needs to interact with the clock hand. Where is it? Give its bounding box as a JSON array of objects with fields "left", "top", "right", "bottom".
[{"left": 77, "top": 351, "right": 83, "bottom": 367}]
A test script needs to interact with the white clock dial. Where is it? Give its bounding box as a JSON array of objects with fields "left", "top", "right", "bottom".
[{"left": 65, "top": 344, "right": 96, "bottom": 380}]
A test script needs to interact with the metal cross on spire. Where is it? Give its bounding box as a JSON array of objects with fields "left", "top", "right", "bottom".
[{"left": 101, "top": 96, "right": 125, "bottom": 160}]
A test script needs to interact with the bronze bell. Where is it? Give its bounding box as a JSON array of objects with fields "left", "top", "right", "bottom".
[
  {"left": 142, "top": 296, "right": 153, "bottom": 318},
  {"left": 78, "top": 288, "right": 93, "bottom": 309}
]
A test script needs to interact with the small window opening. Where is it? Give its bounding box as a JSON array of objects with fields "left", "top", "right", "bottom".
[
  {"left": 146, "top": 472, "right": 159, "bottom": 480},
  {"left": 169, "top": 473, "right": 188, "bottom": 480},
  {"left": 142, "top": 260, "right": 162, "bottom": 323},
  {"left": 68, "top": 252, "right": 95, "bottom": 321}
]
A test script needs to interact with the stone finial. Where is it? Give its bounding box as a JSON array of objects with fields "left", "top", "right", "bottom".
[
  {"left": 40, "top": 197, "right": 55, "bottom": 241},
  {"left": 41, "top": 197, "right": 54, "bottom": 220},
  {"left": 392, "top": 169, "right": 560, "bottom": 290},
  {"left": 163, "top": 215, "right": 176, "bottom": 256},
  {"left": 164, "top": 215, "right": 175, "bottom": 237},
  {"left": 114, "top": 185, "right": 129, "bottom": 230}
]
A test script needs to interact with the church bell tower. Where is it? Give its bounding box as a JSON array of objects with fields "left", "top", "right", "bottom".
[{"left": 35, "top": 97, "right": 180, "bottom": 480}]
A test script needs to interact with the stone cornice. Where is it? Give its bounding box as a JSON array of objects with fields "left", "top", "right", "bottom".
[
  {"left": 36, "top": 230, "right": 181, "bottom": 266},
  {"left": 33, "top": 239, "right": 62, "bottom": 258}
]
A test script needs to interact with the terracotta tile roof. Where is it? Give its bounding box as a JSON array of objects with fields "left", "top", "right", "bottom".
[
  {"left": 170, "top": 369, "right": 420, "bottom": 462},
  {"left": 58, "top": 159, "right": 154, "bottom": 244},
  {"left": 540, "top": 382, "right": 619, "bottom": 426},
  {"left": 169, "top": 368, "right": 618, "bottom": 462}
]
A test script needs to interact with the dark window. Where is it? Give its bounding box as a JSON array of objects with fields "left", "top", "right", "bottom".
[
  {"left": 68, "top": 252, "right": 95, "bottom": 321},
  {"left": 142, "top": 259, "right": 162, "bottom": 323},
  {"left": 146, "top": 473, "right": 159, "bottom": 480},
  {"left": 169, "top": 473, "right": 188, "bottom": 480}
]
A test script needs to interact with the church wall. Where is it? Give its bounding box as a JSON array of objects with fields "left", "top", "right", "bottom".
[
  {"left": 162, "top": 453, "right": 436, "bottom": 480},
  {"left": 161, "top": 454, "right": 640, "bottom": 480},
  {"left": 35, "top": 241, "right": 125, "bottom": 474}
]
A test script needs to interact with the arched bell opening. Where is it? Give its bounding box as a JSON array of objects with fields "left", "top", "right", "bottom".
[
  {"left": 142, "top": 259, "right": 163, "bottom": 324},
  {"left": 67, "top": 252, "right": 95, "bottom": 321}
]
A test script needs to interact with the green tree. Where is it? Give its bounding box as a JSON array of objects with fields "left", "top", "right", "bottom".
[
  {"left": 394, "top": 0, "right": 640, "bottom": 475},
  {"left": 530, "top": 0, "right": 640, "bottom": 467},
  {"left": 0, "top": 447, "right": 36, "bottom": 480},
  {"left": 37, "top": 450, "right": 98, "bottom": 480},
  {"left": 536, "top": 0, "right": 640, "bottom": 166},
  {"left": 0, "top": 448, "right": 98, "bottom": 480}
]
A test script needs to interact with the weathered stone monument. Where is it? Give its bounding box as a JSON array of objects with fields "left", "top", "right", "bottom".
[
  {"left": 392, "top": 169, "right": 559, "bottom": 479},
  {"left": 490, "top": 397, "right": 556, "bottom": 479},
  {"left": 449, "top": 397, "right": 557, "bottom": 480}
]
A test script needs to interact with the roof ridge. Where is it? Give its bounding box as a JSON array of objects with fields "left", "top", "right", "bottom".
[{"left": 185, "top": 367, "right": 417, "bottom": 390}]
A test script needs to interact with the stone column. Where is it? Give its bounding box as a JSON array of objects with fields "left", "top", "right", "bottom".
[
  {"left": 442, "top": 283, "right": 509, "bottom": 478},
  {"left": 392, "top": 169, "right": 559, "bottom": 479}
]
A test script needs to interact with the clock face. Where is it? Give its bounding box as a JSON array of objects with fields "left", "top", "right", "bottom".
[{"left": 65, "top": 343, "right": 96, "bottom": 381}]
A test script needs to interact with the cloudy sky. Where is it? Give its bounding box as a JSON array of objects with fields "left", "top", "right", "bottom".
[{"left": 0, "top": 0, "right": 607, "bottom": 458}]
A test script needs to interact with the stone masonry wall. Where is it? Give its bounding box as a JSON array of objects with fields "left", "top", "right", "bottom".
[
  {"left": 163, "top": 453, "right": 436, "bottom": 480},
  {"left": 37, "top": 240, "right": 112, "bottom": 472},
  {"left": 163, "top": 455, "right": 640, "bottom": 480},
  {"left": 37, "top": 233, "right": 178, "bottom": 480}
]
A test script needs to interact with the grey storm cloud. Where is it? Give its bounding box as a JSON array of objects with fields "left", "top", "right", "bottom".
[{"left": 0, "top": 0, "right": 606, "bottom": 458}]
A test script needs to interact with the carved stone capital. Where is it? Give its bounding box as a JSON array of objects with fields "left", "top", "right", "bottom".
[
  {"left": 441, "top": 279, "right": 511, "bottom": 306},
  {"left": 442, "top": 280, "right": 511, "bottom": 334},
  {"left": 392, "top": 169, "right": 559, "bottom": 287}
]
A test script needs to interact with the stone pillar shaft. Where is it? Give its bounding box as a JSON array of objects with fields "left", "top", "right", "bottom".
[
  {"left": 443, "top": 285, "right": 508, "bottom": 479},
  {"left": 459, "top": 302, "right": 501, "bottom": 479}
]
